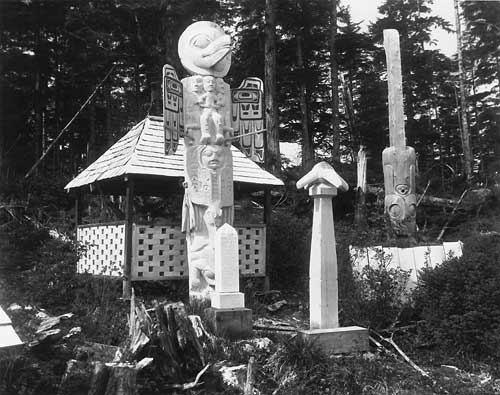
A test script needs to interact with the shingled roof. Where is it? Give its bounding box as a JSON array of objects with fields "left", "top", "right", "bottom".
[{"left": 65, "top": 116, "right": 283, "bottom": 191}]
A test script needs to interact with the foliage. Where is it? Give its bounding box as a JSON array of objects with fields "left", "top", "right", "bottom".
[
  {"left": 414, "top": 234, "right": 500, "bottom": 359},
  {"left": 341, "top": 248, "right": 410, "bottom": 330},
  {"left": 267, "top": 208, "right": 311, "bottom": 291}
]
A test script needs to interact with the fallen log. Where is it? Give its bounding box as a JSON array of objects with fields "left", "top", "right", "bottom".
[{"left": 418, "top": 188, "right": 492, "bottom": 209}]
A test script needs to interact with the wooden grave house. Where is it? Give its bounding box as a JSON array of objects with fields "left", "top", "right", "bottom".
[{"left": 65, "top": 116, "right": 283, "bottom": 294}]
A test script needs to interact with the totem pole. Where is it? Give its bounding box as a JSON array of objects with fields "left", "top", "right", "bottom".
[
  {"left": 162, "top": 21, "right": 264, "bottom": 300},
  {"left": 382, "top": 29, "right": 417, "bottom": 239}
]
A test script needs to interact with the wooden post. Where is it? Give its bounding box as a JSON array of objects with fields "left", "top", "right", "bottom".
[
  {"left": 74, "top": 191, "right": 82, "bottom": 230},
  {"left": 383, "top": 29, "right": 405, "bottom": 150},
  {"left": 308, "top": 182, "right": 339, "bottom": 329},
  {"left": 123, "top": 176, "right": 134, "bottom": 300},
  {"left": 263, "top": 187, "right": 272, "bottom": 291},
  {"left": 382, "top": 29, "right": 417, "bottom": 239},
  {"left": 296, "top": 162, "right": 368, "bottom": 353}
]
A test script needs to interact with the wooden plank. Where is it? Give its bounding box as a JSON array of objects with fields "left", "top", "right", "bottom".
[
  {"left": 383, "top": 29, "right": 405, "bottom": 149},
  {"left": 428, "top": 245, "right": 446, "bottom": 268}
]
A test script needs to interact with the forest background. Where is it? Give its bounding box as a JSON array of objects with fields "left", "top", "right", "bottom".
[{"left": 1, "top": 0, "right": 498, "bottom": 200}]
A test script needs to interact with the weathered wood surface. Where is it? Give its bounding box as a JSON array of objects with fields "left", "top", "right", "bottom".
[{"left": 383, "top": 29, "right": 405, "bottom": 149}]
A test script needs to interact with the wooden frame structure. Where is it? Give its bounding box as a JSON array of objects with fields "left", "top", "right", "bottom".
[{"left": 65, "top": 116, "right": 283, "bottom": 297}]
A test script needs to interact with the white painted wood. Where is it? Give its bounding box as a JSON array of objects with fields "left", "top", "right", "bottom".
[
  {"left": 308, "top": 182, "right": 339, "bottom": 330},
  {"left": 429, "top": 245, "right": 446, "bottom": 267},
  {"left": 350, "top": 242, "right": 464, "bottom": 289},
  {"left": 397, "top": 248, "right": 417, "bottom": 284},
  {"left": 385, "top": 247, "right": 400, "bottom": 269},
  {"left": 413, "top": 246, "right": 432, "bottom": 269},
  {"left": 443, "top": 241, "right": 463, "bottom": 260}
]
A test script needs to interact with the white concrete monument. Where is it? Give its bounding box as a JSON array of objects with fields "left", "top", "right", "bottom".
[{"left": 296, "top": 162, "right": 368, "bottom": 353}]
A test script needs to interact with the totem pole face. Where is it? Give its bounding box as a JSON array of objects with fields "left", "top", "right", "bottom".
[
  {"left": 178, "top": 21, "right": 232, "bottom": 78},
  {"left": 382, "top": 146, "right": 417, "bottom": 237}
]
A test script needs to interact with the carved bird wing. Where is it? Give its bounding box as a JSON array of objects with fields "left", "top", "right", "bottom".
[
  {"left": 162, "top": 64, "right": 183, "bottom": 155},
  {"left": 231, "top": 77, "right": 265, "bottom": 162}
]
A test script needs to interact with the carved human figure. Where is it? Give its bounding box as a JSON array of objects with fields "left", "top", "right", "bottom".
[
  {"left": 382, "top": 146, "right": 417, "bottom": 238},
  {"left": 178, "top": 21, "right": 235, "bottom": 296},
  {"left": 171, "top": 21, "right": 264, "bottom": 299},
  {"left": 196, "top": 76, "right": 225, "bottom": 145}
]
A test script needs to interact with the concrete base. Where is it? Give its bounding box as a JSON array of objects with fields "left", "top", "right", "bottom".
[
  {"left": 298, "top": 326, "right": 369, "bottom": 354},
  {"left": 205, "top": 307, "right": 252, "bottom": 339},
  {"left": 211, "top": 292, "right": 244, "bottom": 309}
]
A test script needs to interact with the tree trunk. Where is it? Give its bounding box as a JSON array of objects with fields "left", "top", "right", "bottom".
[
  {"left": 329, "top": 0, "right": 340, "bottom": 163},
  {"left": 454, "top": 0, "right": 473, "bottom": 183},
  {"left": 104, "top": 365, "right": 137, "bottom": 395},
  {"left": 87, "top": 102, "right": 97, "bottom": 164},
  {"left": 105, "top": 81, "right": 114, "bottom": 148},
  {"left": 296, "top": 29, "right": 314, "bottom": 171},
  {"left": 264, "top": 0, "right": 281, "bottom": 176},
  {"left": 33, "top": 0, "right": 46, "bottom": 164}
]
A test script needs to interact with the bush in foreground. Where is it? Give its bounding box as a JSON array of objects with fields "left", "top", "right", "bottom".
[{"left": 414, "top": 234, "right": 500, "bottom": 359}]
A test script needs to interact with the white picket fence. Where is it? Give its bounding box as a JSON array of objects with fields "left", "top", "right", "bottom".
[{"left": 349, "top": 242, "right": 463, "bottom": 288}]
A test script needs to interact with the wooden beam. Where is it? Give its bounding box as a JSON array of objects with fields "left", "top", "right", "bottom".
[
  {"left": 123, "top": 177, "right": 134, "bottom": 300},
  {"left": 383, "top": 29, "right": 405, "bottom": 149},
  {"left": 263, "top": 187, "right": 272, "bottom": 291}
]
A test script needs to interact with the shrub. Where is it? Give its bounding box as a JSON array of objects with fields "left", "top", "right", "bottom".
[
  {"left": 339, "top": 249, "right": 410, "bottom": 330},
  {"left": 413, "top": 234, "right": 500, "bottom": 359}
]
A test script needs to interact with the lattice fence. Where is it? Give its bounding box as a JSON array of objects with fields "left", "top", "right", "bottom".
[
  {"left": 77, "top": 222, "right": 266, "bottom": 281},
  {"left": 131, "top": 223, "right": 266, "bottom": 280},
  {"left": 237, "top": 225, "right": 266, "bottom": 276},
  {"left": 77, "top": 222, "right": 125, "bottom": 276},
  {"left": 132, "top": 224, "right": 187, "bottom": 280}
]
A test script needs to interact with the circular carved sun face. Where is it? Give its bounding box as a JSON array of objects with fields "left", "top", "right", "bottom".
[{"left": 395, "top": 184, "right": 410, "bottom": 195}]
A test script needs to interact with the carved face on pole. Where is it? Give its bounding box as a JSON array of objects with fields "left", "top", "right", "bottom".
[
  {"left": 200, "top": 145, "right": 225, "bottom": 170},
  {"left": 382, "top": 146, "right": 417, "bottom": 237}
]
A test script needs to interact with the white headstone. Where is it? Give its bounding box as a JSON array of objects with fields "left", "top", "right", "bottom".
[
  {"left": 211, "top": 223, "right": 245, "bottom": 309},
  {"left": 214, "top": 223, "right": 239, "bottom": 293}
]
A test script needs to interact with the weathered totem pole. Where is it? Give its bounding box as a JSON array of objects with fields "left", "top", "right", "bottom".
[
  {"left": 162, "top": 21, "right": 264, "bottom": 300},
  {"left": 382, "top": 29, "right": 417, "bottom": 239}
]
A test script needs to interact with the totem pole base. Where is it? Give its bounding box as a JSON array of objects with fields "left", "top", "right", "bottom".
[
  {"left": 298, "top": 326, "right": 369, "bottom": 354},
  {"left": 204, "top": 307, "right": 253, "bottom": 340}
]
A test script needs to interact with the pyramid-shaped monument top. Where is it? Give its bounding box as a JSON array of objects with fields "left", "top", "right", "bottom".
[{"left": 296, "top": 162, "right": 349, "bottom": 192}]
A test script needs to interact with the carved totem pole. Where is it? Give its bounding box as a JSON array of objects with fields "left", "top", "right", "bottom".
[
  {"left": 382, "top": 29, "right": 417, "bottom": 239},
  {"left": 162, "top": 21, "right": 264, "bottom": 299}
]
